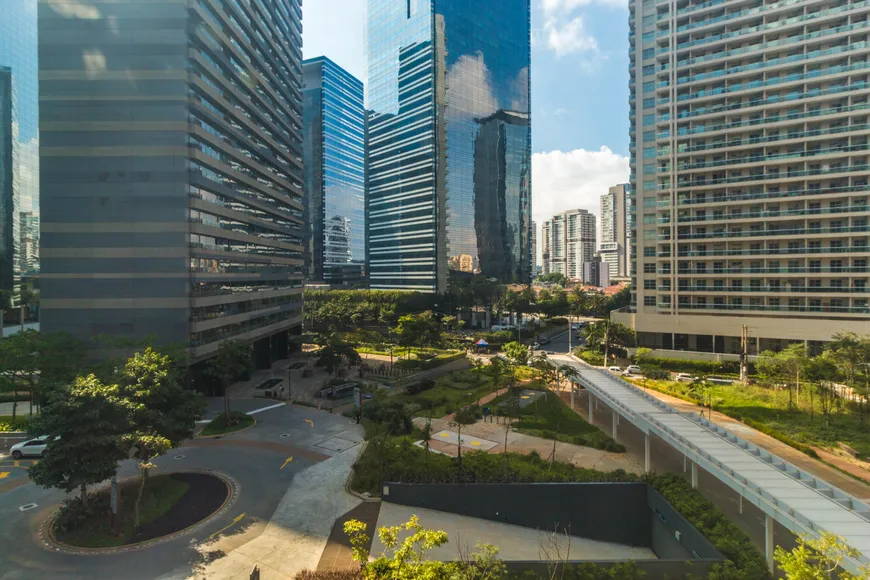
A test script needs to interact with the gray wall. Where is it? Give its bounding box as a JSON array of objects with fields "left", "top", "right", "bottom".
[{"left": 385, "top": 482, "right": 651, "bottom": 547}]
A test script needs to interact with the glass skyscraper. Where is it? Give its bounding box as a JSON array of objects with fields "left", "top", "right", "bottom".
[
  {"left": 0, "top": 0, "right": 39, "bottom": 303},
  {"left": 618, "top": 0, "right": 870, "bottom": 355},
  {"left": 40, "top": 0, "right": 304, "bottom": 371},
  {"left": 303, "top": 57, "right": 366, "bottom": 285},
  {"left": 366, "top": 0, "right": 532, "bottom": 292}
]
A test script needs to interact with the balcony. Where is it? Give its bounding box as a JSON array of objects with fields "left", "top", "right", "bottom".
[{"left": 672, "top": 225, "right": 870, "bottom": 241}]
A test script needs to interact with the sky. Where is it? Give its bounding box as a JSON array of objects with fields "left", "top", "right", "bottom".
[{"left": 302, "top": 0, "right": 631, "bottom": 262}]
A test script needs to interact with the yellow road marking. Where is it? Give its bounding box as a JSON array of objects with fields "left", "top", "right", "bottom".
[
  {"left": 471, "top": 441, "right": 481, "bottom": 446},
  {"left": 0, "top": 472, "right": 9, "bottom": 479},
  {"left": 208, "top": 512, "right": 246, "bottom": 539},
  {"left": 31, "top": 460, "right": 38, "bottom": 466},
  {"left": 439, "top": 433, "right": 449, "bottom": 438},
  {"left": 305, "top": 419, "right": 314, "bottom": 428},
  {"left": 280, "top": 457, "right": 293, "bottom": 470}
]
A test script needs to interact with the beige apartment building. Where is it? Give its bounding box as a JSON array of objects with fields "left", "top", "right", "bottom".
[{"left": 618, "top": 0, "right": 870, "bottom": 355}]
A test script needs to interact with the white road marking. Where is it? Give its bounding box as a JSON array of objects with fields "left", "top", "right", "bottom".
[{"left": 247, "top": 403, "right": 285, "bottom": 416}]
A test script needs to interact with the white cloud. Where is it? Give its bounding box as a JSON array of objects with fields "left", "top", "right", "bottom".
[
  {"left": 544, "top": 16, "right": 599, "bottom": 57},
  {"left": 542, "top": 0, "right": 627, "bottom": 15},
  {"left": 532, "top": 147, "right": 630, "bottom": 263}
]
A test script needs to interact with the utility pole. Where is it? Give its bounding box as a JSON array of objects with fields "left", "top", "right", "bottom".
[
  {"left": 604, "top": 321, "right": 610, "bottom": 367},
  {"left": 740, "top": 324, "right": 749, "bottom": 385}
]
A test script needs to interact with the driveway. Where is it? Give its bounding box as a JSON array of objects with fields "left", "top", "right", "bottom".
[{"left": 0, "top": 403, "right": 364, "bottom": 580}]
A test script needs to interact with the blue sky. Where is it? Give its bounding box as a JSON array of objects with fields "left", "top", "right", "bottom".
[{"left": 303, "top": 0, "right": 631, "bottom": 252}]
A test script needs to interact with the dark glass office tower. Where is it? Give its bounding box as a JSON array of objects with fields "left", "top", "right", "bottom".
[
  {"left": 366, "top": 0, "right": 532, "bottom": 293},
  {"left": 0, "top": 0, "right": 39, "bottom": 304},
  {"left": 302, "top": 57, "right": 366, "bottom": 285},
  {"left": 39, "top": 0, "right": 304, "bottom": 369}
]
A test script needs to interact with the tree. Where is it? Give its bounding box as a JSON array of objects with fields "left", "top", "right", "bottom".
[
  {"left": 806, "top": 352, "right": 841, "bottom": 427},
  {"left": 0, "top": 289, "right": 10, "bottom": 338},
  {"left": 688, "top": 376, "right": 713, "bottom": 419},
  {"left": 827, "top": 332, "right": 870, "bottom": 427},
  {"left": 119, "top": 348, "right": 205, "bottom": 526},
  {"left": 584, "top": 320, "right": 635, "bottom": 364},
  {"left": 28, "top": 375, "right": 130, "bottom": 508},
  {"left": 344, "top": 516, "right": 505, "bottom": 580},
  {"left": 757, "top": 344, "right": 809, "bottom": 412},
  {"left": 392, "top": 312, "right": 442, "bottom": 357},
  {"left": 317, "top": 335, "right": 363, "bottom": 375},
  {"left": 503, "top": 341, "right": 529, "bottom": 367},
  {"left": 205, "top": 339, "right": 251, "bottom": 422},
  {"left": 774, "top": 532, "right": 870, "bottom": 580},
  {"left": 633, "top": 347, "right": 653, "bottom": 364},
  {"left": 450, "top": 405, "right": 480, "bottom": 473},
  {"left": 536, "top": 272, "right": 568, "bottom": 286}
]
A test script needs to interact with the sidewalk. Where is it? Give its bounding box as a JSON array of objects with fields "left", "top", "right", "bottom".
[{"left": 617, "top": 380, "right": 870, "bottom": 500}]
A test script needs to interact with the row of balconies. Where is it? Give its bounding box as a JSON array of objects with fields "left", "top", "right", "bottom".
[
  {"left": 668, "top": 182, "right": 865, "bottom": 206},
  {"left": 668, "top": 203, "right": 869, "bottom": 222},
  {"left": 673, "top": 120, "right": 869, "bottom": 153}
]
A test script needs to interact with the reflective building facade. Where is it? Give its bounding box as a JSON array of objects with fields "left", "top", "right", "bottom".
[
  {"left": 366, "top": 0, "right": 532, "bottom": 292},
  {"left": 39, "top": 0, "right": 304, "bottom": 367},
  {"left": 303, "top": 57, "right": 366, "bottom": 285},
  {"left": 0, "top": 0, "right": 39, "bottom": 302}
]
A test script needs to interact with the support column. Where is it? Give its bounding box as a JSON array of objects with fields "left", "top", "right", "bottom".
[
  {"left": 570, "top": 383, "right": 574, "bottom": 409},
  {"left": 712, "top": 335, "right": 717, "bottom": 354},
  {"left": 683, "top": 454, "right": 687, "bottom": 472},
  {"left": 644, "top": 433, "right": 651, "bottom": 473},
  {"left": 589, "top": 393, "right": 594, "bottom": 422},
  {"left": 612, "top": 412, "right": 618, "bottom": 441},
  {"left": 691, "top": 462, "right": 698, "bottom": 489},
  {"left": 765, "top": 515, "right": 774, "bottom": 574},
  {"left": 739, "top": 494, "right": 743, "bottom": 515}
]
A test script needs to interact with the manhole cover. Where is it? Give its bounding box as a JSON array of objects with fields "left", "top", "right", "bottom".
[
  {"left": 19, "top": 503, "right": 37, "bottom": 512},
  {"left": 174, "top": 455, "right": 186, "bottom": 460},
  {"left": 280, "top": 434, "right": 290, "bottom": 438}
]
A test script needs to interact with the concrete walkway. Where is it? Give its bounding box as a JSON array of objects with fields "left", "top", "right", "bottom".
[{"left": 190, "top": 446, "right": 364, "bottom": 580}]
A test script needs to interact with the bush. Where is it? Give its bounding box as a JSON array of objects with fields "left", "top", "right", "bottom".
[
  {"left": 639, "top": 356, "right": 752, "bottom": 375},
  {"left": 53, "top": 493, "right": 111, "bottom": 534},
  {"left": 641, "top": 367, "right": 670, "bottom": 380},
  {"left": 739, "top": 417, "right": 820, "bottom": 459},
  {"left": 405, "top": 379, "right": 435, "bottom": 396},
  {"left": 362, "top": 400, "right": 413, "bottom": 435},
  {"left": 295, "top": 571, "right": 362, "bottom": 580},
  {"left": 575, "top": 349, "right": 604, "bottom": 366},
  {"left": 651, "top": 473, "right": 770, "bottom": 580}
]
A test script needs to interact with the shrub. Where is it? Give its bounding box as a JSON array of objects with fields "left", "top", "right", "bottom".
[
  {"left": 53, "top": 493, "right": 111, "bottom": 534},
  {"left": 295, "top": 571, "right": 362, "bottom": 580},
  {"left": 641, "top": 367, "right": 670, "bottom": 380},
  {"left": 651, "top": 473, "right": 770, "bottom": 580},
  {"left": 739, "top": 417, "right": 819, "bottom": 459},
  {"left": 362, "top": 400, "right": 413, "bottom": 435},
  {"left": 0, "top": 422, "right": 13, "bottom": 433},
  {"left": 405, "top": 379, "right": 435, "bottom": 396},
  {"left": 575, "top": 349, "right": 604, "bottom": 366},
  {"left": 603, "top": 440, "right": 626, "bottom": 453}
]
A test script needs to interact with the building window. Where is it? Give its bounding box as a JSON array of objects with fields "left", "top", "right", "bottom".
[{"left": 644, "top": 296, "right": 656, "bottom": 306}]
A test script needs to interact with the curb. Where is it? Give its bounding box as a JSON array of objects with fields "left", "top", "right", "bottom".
[
  {"left": 195, "top": 418, "right": 257, "bottom": 440},
  {"left": 344, "top": 440, "right": 379, "bottom": 503},
  {"left": 40, "top": 470, "right": 240, "bottom": 556}
]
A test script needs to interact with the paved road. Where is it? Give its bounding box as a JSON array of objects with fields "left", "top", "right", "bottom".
[{"left": 0, "top": 401, "right": 364, "bottom": 580}]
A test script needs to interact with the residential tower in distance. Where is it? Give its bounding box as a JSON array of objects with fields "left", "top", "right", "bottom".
[
  {"left": 302, "top": 57, "right": 366, "bottom": 286},
  {"left": 619, "top": 0, "right": 870, "bottom": 355},
  {"left": 543, "top": 209, "right": 597, "bottom": 282},
  {"left": 600, "top": 183, "right": 631, "bottom": 280},
  {"left": 39, "top": 0, "right": 305, "bottom": 374},
  {"left": 365, "top": 0, "right": 532, "bottom": 292}
]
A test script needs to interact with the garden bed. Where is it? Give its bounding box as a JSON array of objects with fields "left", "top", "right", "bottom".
[
  {"left": 54, "top": 472, "right": 229, "bottom": 548},
  {"left": 200, "top": 411, "right": 255, "bottom": 436}
]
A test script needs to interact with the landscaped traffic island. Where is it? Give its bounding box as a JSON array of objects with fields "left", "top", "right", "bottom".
[
  {"left": 200, "top": 411, "right": 255, "bottom": 437},
  {"left": 52, "top": 472, "right": 229, "bottom": 549}
]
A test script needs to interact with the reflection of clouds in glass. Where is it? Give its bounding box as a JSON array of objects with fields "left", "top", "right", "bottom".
[
  {"left": 82, "top": 49, "right": 107, "bottom": 79},
  {"left": 446, "top": 52, "right": 498, "bottom": 118},
  {"left": 511, "top": 67, "right": 530, "bottom": 112},
  {"left": 46, "top": 0, "right": 101, "bottom": 19}
]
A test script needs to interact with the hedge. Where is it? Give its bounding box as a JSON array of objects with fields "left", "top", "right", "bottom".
[
  {"left": 635, "top": 356, "right": 744, "bottom": 374},
  {"left": 651, "top": 473, "right": 770, "bottom": 580},
  {"left": 738, "top": 417, "right": 820, "bottom": 459}
]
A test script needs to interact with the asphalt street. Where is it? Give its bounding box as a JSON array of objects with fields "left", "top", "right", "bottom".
[{"left": 0, "top": 400, "right": 364, "bottom": 580}]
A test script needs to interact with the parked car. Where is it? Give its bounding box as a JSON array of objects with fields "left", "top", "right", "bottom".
[
  {"left": 539, "top": 337, "right": 550, "bottom": 345},
  {"left": 607, "top": 366, "right": 622, "bottom": 373},
  {"left": 10, "top": 436, "right": 49, "bottom": 459},
  {"left": 532, "top": 342, "right": 541, "bottom": 349},
  {"left": 623, "top": 365, "right": 642, "bottom": 375},
  {"left": 675, "top": 373, "right": 698, "bottom": 382}
]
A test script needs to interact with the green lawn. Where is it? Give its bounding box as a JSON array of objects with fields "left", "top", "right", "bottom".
[
  {"left": 55, "top": 475, "right": 191, "bottom": 548},
  {"left": 201, "top": 411, "right": 255, "bottom": 436},
  {"left": 631, "top": 378, "right": 870, "bottom": 457},
  {"left": 492, "top": 390, "right": 623, "bottom": 451},
  {"left": 395, "top": 368, "right": 505, "bottom": 418}
]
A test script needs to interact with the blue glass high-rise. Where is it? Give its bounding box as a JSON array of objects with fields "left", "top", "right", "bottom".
[
  {"left": 0, "top": 0, "right": 39, "bottom": 304},
  {"left": 366, "top": 0, "right": 532, "bottom": 292},
  {"left": 303, "top": 57, "right": 366, "bottom": 285}
]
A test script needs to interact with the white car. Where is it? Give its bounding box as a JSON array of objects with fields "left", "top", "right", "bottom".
[
  {"left": 623, "top": 365, "right": 642, "bottom": 375},
  {"left": 675, "top": 373, "right": 698, "bottom": 382},
  {"left": 10, "top": 436, "right": 49, "bottom": 459},
  {"left": 607, "top": 366, "right": 622, "bottom": 373}
]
